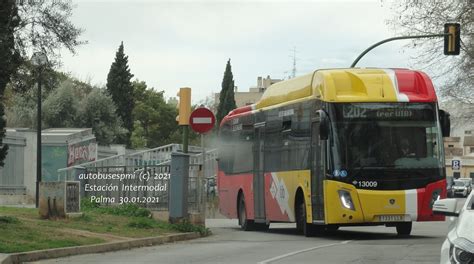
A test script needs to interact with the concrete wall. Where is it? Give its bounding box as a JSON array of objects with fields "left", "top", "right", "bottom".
[
  {"left": 0, "top": 130, "right": 36, "bottom": 204},
  {"left": 22, "top": 131, "right": 37, "bottom": 200}
]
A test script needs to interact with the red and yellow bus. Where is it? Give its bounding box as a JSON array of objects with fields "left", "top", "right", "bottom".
[{"left": 217, "top": 68, "right": 451, "bottom": 236}]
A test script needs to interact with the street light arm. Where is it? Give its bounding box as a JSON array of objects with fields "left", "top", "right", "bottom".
[{"left": 350, "top": 33, "right": 450, "bottom": 68}]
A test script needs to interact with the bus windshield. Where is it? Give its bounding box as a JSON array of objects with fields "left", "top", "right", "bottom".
[{"left": 328, "top": 103, "right": 443, "bottom": 172}]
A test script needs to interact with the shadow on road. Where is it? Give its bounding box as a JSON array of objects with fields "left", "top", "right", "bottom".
[{"left": 262, "top": 227, "right": 437, "bottom": 241}]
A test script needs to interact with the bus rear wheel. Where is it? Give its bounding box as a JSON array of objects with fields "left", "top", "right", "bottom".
[
  {"left": 238, "top": 195, "right": 254, "bottom": 231},
  {"left": 396, "top": 222, "right": 412, "bottom": 236}
]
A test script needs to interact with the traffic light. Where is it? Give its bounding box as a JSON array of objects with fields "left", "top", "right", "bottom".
[
  {"left": 176, "top": 87, "right": 191, "bottom": 125},
  {"left": 444, "top": 23, "right": 461, "bottom": 55}
]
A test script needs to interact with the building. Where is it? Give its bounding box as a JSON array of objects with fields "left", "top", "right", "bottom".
[
  {"left": 463, "top": 136, "right": 474, "bottom": 155},
  {"left": 0, "top": 128, "right": 97, "bottom": 205},
  {"left": 214, "top": 75, "right": 282, "bottom": 109},
  {"left": 444, "top": 137, "right": 463, "bottom": 156},
  {"left": 445, "top": 130, "right": 474, "bottom": 180}
]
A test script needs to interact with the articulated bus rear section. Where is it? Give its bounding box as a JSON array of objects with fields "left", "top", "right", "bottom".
[{"left": 217, "top": 68, "right": 451, "bottom": 236}]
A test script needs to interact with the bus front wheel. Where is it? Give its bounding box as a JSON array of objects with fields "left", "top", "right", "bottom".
[
  {"left": 396, "top": 222, "right": 412, "bottom": 236},
  {"left": 296, "top": 198, "right": 323, "bottom": 237},
  {"left": 238, "top": 195, "right": 254, "bottom": 231}
]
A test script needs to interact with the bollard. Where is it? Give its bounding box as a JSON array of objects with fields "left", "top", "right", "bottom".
[{"left": 169, "top": 152, "right": 190, "bottom": 223}]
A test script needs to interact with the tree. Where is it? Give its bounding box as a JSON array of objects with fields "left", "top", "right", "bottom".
[
  {"left": 78, "top": 88, "right": 127, "bottom": 145},
  {"left": 0, "top": 1, "right": 19, "bottom": 166},
  {"left": 132, "top": 80, "right": 179, "bottom": 148},
  {"left": 42, "top": 80, "right": 79, "bottom": 128},
  {"left": 216, "top": 59, "right": 237, "bottom": 126},
  {"left": 387, "top": 0, "right": 473, "bottom": 102},
  {"left": 6, "top": 73, "right": 126, "bottom": 146},
  {"left": 106, "top": 42, "right": 134, "bottom": 147},
  {"left": 0, "top": 0, "right": 84, "bottom": 166}
]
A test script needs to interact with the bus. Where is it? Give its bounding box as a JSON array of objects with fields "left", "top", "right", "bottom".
[{"left": 217, "top": 68, "right": 451, "bottom": 236}]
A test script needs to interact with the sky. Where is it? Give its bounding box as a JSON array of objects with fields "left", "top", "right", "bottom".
[{"left": 59, "top": 0, "right": 424, "bottom": 104}]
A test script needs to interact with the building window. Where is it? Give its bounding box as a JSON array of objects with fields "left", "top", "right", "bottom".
[
  {"left": 470, "top": 172, "right": 474, "bottom": 180},
  {"left": 470, "top": 147, "right": 474, "bottom": 153},
  {"left": 448, "top": 144, "right": 454, "bottom": 148},
  {"left": 466, "top": 130, "right": 472, "bottom": 135},
  {"left": 453, "top": 172, "right": 461, "bottom": 179}
]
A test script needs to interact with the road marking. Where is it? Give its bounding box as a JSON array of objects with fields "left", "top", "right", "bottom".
[{"left": 257, "top": 240, "right": 351, "bottom": 264}]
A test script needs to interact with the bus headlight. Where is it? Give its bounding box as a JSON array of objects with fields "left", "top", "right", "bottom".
[{"left": 338, "top": 190, "right": 355, "bottom": 210}]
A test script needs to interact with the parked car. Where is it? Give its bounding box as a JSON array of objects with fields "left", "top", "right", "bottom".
[
  {"left": 453, "top": 179, "right": 471, "bottom": 198},
  {"left": 458, "top": 178, "right": 473, "bottom": 194},
  {"left": 434, "top": 191, "right": 474, "bottom": 264}
]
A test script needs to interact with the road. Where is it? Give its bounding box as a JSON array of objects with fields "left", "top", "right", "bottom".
[{"left": 34, "top": 198, "right": 466, "bottom": 264}]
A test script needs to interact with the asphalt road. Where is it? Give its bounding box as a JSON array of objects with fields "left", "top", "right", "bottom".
[{"left": 34, "top": 198, "right": 467, "bottom": 264}]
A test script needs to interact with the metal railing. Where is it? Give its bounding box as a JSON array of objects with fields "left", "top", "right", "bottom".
[
  {"left": 57, "top": 143, "right": 219, "bottom": 213},
  {"left": 57, "top": 144, "right": 216, "bottom": 181}
]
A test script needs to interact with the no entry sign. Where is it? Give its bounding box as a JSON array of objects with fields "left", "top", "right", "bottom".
[{"left": 189, "top": 107, "right": 215, "bottom": 134}]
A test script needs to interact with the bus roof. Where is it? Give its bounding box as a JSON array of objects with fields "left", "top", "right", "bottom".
[
  {"left": 257, "top": 68, "right": 437, "bottom": 108},
  {"left": 222, "top": 68, "right": 438, "bottom": 124}
]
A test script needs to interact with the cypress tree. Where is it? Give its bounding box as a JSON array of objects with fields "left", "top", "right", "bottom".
[
  {"left": 216, "top": 59, "right": 237, "bottom": 125},
  {"left": 106, "top": 42, "right": 134, "bottom": 146},
  {"left": 0, "top": 1, "right": 20, "bottom": 166}
]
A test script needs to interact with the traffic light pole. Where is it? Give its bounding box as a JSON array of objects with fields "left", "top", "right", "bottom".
[
  {"left": 182, "top": 125, "right": 189, "bottom": 153},
  {"left": 350, "top": 33, "right": 450, "bottom": 68}
]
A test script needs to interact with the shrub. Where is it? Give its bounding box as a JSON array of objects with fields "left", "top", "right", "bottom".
[
  {"left": 127, "top": 218, "right": 155, "bottom": 229},
  {"left": 171, "top": 221, "right": 210, "bottom": 236},
  {"left": 0, "top": 216, "right": 19, "bottom": 224}
]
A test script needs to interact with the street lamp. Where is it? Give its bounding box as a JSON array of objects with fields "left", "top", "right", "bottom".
[{"left": 31, "top": 51, "right": 48, "bottom": 208}]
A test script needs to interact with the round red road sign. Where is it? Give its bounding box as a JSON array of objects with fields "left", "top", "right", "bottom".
[{"left": 189, "top": 107, "right": 215, "bottom": 134}]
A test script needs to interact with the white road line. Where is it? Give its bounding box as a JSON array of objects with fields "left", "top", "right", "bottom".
[{"left": 257, "top": 240, "right": 352, "bottom": 264}]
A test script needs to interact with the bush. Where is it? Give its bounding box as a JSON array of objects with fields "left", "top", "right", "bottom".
[
  {"left": 171, "top": 221, "right": 209, "bottom": 236},
  {"left": 81, "top": 199, "right": 100, "bottom": 210},
  {"left": 0, "top": 216, "right": 20, "bottom": 224},
  {"left": 81, "top": 201, "right": 152, "bottom": 218},
  {"left": 127, "top": 218, "right": 155, "bottom": 229},
  {"left": 104, "top": 204, "right": 151, "bottom": 218}
]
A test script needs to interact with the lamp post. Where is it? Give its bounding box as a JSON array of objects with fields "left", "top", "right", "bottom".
[{"left": 31, "top": 51, "right": 48, "bottom": 208}]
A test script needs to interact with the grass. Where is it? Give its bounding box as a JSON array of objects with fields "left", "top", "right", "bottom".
[
  {"left": 0, "top": 201, "right": 209, "bottom": 253},
  {"left": 0, "top": 215, "right": 103, "bottom": 253}
]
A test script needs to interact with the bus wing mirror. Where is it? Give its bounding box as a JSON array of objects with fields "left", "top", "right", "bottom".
[
  {"left": 439, "top": 109, "right": 450, "bottom": 137},
  {"left": 318, "top": 110, "right": 329, "bottom": 140}
]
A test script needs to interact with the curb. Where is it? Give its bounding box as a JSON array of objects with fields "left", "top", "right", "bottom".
[
  {"left": 0, "top": 255, "right": 7, "bottom": 264},
  {"left": 1, "top": 232, "right": 202, "bottom": 264}
]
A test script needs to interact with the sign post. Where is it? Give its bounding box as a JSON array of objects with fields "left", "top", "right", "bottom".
[{"left": 189, "top": 107, "right": 216, "bottom": 223}]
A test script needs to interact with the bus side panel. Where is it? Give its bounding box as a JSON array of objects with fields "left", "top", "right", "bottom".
[
  {"left": 264, "top": 170, "right": 311, "bottom": 223},
  {"left": 218, "top": 170, "right": 254, "bottom": 220}
]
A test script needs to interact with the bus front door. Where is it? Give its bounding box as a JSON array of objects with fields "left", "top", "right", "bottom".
[
  {"left": 253, "top": 124, "right": 266, "bottom": 222},
  {"left": 311, "top": 121, "right": 325, "bottom": 223}
]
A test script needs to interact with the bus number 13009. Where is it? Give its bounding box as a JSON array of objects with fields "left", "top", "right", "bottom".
[{"left": 355, "top": 181, "right": 378, "bottom": 188}]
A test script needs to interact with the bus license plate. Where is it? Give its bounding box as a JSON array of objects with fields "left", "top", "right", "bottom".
[{"left": 379, "top": 215, "right": 404, "bottom": 222}]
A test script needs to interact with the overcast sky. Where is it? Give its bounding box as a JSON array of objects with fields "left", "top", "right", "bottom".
[{"left": 60, "top": 0, "right": 424, "bottom": 103}]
